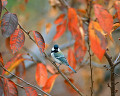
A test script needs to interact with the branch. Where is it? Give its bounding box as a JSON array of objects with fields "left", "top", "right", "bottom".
[
  {"left": 104, "top": 52, "right": 115, "bottom": 96},
  {"left": 0, "top": 64, "right": 51, "bottom": 96},
  {"left": 44, "top": 53, "right": 84, "bottom": 96}
]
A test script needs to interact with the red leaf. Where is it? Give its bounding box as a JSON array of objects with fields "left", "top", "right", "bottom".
[
  {"left": 0, "top": 78, "right": 3, "bottom": 95},
  {"left": 54, "top": 14, "right": 65, "bottom": 24},
  {"left": 33, "top": 31, "right": 45, "bottom": 54},
  {"left": 10, "top": 28, "right": 25, "bottom": 54},
  {"left": 2, "top": 54, "right": 22, "bottom": 75},
  {"left": 94, "top": 4, "right": 113, "bottom": 34},
  {"left": 1, "top": 12, "right": 18, "bottom": 37},
  {"left": 53, "top": 19, "right": 67, "bottom": 40},
  {"left": 89, "top": 21, "right": 106, "bottom": 60},
  {"left": 43, "top": 74, "right": 58, "bottom": 93},
  {"left": 1, "top": 0, "right": 7, "bottom": 7},
  {"left": 67, "top": 48, "right": 76, "bottom": 72},
  {"left": 24, "top": 0, "right": 29, "bottom": 4},
  {"left": 115, "top": 1, "right": 120, "bottom": 22},
  {"left": 24, "top": 87, "right": 37, "bottom": 96},
  {"left": 35, "top": 63, "right": 48, "bottom": 87},
  {"left": 3, "top": 78, "right": 18, "bottom": 96},
  {"left": 74, "top": 39, "right": 86, "bottom": 62}
]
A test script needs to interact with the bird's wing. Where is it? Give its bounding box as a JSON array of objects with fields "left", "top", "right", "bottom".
[{"left": 54, "top": 52, "right": 69, "bottom": 66}]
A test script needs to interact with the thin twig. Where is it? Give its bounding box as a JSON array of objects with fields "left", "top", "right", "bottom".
[
  {"left": 0, "top": 64, "right": 51, "bottom": 96},
  {"left": 87, "top": 0, "right": 94, "bottom": 96}
]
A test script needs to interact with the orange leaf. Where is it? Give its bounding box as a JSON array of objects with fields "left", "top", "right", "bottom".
[
  {"left": 10, "top": 28, "right": 25, "bottom": 54},
  {"left": 94, "top": 4, "right": 113, "bottom": 34},
  {"left": 33, "top": 31, "right": 45, "bottom": 54},
  {"left": 35, "top": 63, "right": 48, "bottom": 87},
  {"left": 53, "top": 19, "right": 67, "bottom": 40},
  {"left": 115, "top": 1, "right": 120, "bottom": 22},
  {"left": 46, "top": 23, "right": 52, "bottom": 34},
  {"left": 24, "top": 87, "right": 37, "bottom": 96},
  {"left": 5, "top": 58, "right": 26, "bottom": 75},
  {"left": 2, "top": 54, "right": 22, "bottom": 75},
  {"left": 42, "top": 74, "right": 58, "bottom": 93},
  {"left": 54, "top": 14, "right": 65, "bottom": 24},
  {"left": 89, "top": 21, "right": 107, "bottom": 60},
  {"left": 46, "top": 65, "right": 55, "bottom": 74},
  {"left": 67, "top": 48, "right": 76, "bottom": 72},
  {"left": 74, "top": 39, "right": 86, "bottom": 62}
]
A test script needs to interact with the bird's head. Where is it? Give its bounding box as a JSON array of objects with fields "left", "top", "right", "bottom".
[{"left": 51, "top": 44, "right": 60, "bottom": 53}]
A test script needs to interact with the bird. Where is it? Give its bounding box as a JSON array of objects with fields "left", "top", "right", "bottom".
[{"left": 51, "top": 44, "right": 77, "bottom": 73}]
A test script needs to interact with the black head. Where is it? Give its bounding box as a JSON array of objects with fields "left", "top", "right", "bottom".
[{"left": 54, "top": 44, "right": 59, "bottom": 49}]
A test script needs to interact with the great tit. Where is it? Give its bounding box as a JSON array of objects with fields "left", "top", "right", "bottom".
[{"left": 51, "top": 44, "right": 77, "bottom": 73}]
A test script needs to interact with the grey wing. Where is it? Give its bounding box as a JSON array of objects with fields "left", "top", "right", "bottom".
[{"left": 54, "top": 52, "right": 69, "bottom": 66}]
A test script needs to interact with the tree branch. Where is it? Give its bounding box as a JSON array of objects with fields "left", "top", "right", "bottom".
[
  {"left": 0, "top": 64, "right": 51, "bottom": 96},
  {"left": 104, "top": 52, "right": 115, "bottom": 96}
]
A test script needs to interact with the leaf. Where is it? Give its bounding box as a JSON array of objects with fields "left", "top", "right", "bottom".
[
  {"left": 112, "top": 22, "right": 120, "bottom": 32},
  {"left": 10, "top": 28, "right": 25, "bottom": 54},
  {"left": 46, "top": 65, "right": 55, "bottom": 74},
  {"left": 5, "top": 58, "right": 26, "bottom": 75},
  {"left": 24, "top": 0, "right": 29, "bottom": 4},
  {"left": 53, "top": 19, "right": 67, "bottom": 40},
  {"left": 0, "top": 0, "right": 2, "bottom": 17},
  {"left": 3, "top": 78, "right": 18, "bottom": 96},
  {"left": 67, "top": 48, "right": 76, "bottom": 72},
  {"left": 74, "top": 40, "right": 86, "bottom": 62},
  {"left": 1, "top": 0, "right": 7, "bottom": 7},
  {"left": 0, "top": 78, "right": 3, "bottom": 95},
  {"left": 15, "top": 62, "right": 26, "bottom": 83},
  {"left": 46, "top": 23, "right": 52, "bottom": 34},
  {"left": 42, "top": 74, "right": 58, "bottom": 93},
  {"left": 5, "top": 37, "right": 12, "bottom": 53},
  {"left": 24, "top": 87, "right": 37, "bottom": 96},
  {"left": 2, "top": 54, "right": 22, "bottom": 75},
  {"left": 33, "top": 31, "right": 45, "bottom": 54},
  {"left": 115, "top": 1, "right": 120, "bottom": 22},
  {"left": 1, "top": 12, "right": 18, "bottom": 37},
  {"left": 94, "top": 4, "right": 113, "bottom": 34},
  {"left": 0, "top": 52, "right": 4, "bottom": 66},
  {"left": 35, "top": 63, "right": 48, "bottom": 87},
  {"left": 54, "top": 14, "right": 65, "bottom": 24},
  {"left": 89, "top": 21, "right": 107, "bottom": 60}
]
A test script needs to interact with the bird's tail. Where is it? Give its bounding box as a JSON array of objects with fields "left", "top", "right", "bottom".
[{"left": 68, "top": 65, "right": 77, "bottom": 73}]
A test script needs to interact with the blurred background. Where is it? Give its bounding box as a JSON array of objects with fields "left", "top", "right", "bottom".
[{"left": 0, "top": 0, "right": 120, "bottom": 96}]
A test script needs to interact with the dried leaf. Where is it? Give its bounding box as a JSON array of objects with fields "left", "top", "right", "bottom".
[
  {"left": 33, "top": 31, "right": 45, "bottom": 54},
  {"left": 3, "top": 78, "right": 18, "bottom": 96},
  {"left": 1, "top": 12, "right": 18, "bottom": 37},
  {"left": 89, "top": 21, "right": 107, "bottom": 60},
  {"left": 67, "top": 48, "right": 76, "bottom": 72},
  {"left": 115, "top": 1, "right": 120, "bottom": 22},
  {"left": 43, "top": 74, "right": 58, "bottom": 93},
  {"left": 54, "top": 14, "right": 65, "bottom": 24},
  {"left": 46, "top": 23, "right": 52, "bottom": 34},
  {"left": 2, "top": 54, "right": 22, "bottom": 75},
  {"left": 35, "top": 63, "right": 48, "bottom": 87},
  {"left": 24, "top": 87, "right": 37, "bottom": 96},
  {"left": 10, "top": 28, "right": 25, "bottom": 54},
  {"left": 112, "top": 22, "right": 120, "bottom": 32},
  {"left": 53, "top": 19, "right": 67, "bottom": 40},
  {"left": 5, "top": 58, "right": 26, "bottom": 75},
  {"left": 94, "top": 4, "right": 113, "bottom": 34}
]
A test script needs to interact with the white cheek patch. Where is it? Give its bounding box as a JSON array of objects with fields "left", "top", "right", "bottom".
[{"left": 52, "top": 47, "right": 55, "bottom": 51}]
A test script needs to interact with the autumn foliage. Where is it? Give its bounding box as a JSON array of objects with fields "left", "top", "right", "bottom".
[{"left": 0, "top": 0, "right": 120, "bottom": 96}]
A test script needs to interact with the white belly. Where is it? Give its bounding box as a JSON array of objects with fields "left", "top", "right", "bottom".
[{"left": 51, "top": 53, "right": 62, "bottom": 64}]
